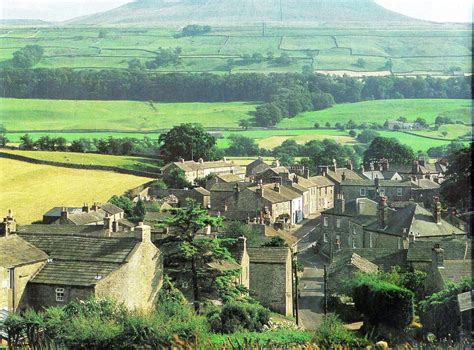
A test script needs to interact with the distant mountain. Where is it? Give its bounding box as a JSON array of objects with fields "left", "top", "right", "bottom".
[
  {"left": 0, "top": 19, "right": 50, "bottom": 26},
  {"left": 67, "top": 0, "right": 423, "bottom": 26}
]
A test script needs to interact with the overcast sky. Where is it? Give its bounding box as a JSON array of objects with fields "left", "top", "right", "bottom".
[{"left": 0, "top": 0, "right": 472, "bottom": 22}]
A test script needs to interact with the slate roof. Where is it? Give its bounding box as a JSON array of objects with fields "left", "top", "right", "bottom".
[
  {"left": 407, "top": 239, "right": 471, "bottom": 262},
  {"left": 288, "top": 182, "right": 309, "bottom": 194},
  {"left": 0, "top": 235, "right": 49, "bottom": 268},
  {"left": 327, "top": 168, "right": 363, "bottom": 184},
  {"left": 118, "top": 218, "right": 135, "bottom": 228},
  {"left": 163, "top": 160, "right": 245, "bottom": 174},
  {"left": 293, "top": 176, "right": 318, "bottom": 189},
  {"left": 207, "top": 259, "right": 241, "bottom": 271},
  {"left": 18, "top": 234, "right": 137, "bottom": 264},
  {"left": 329, "top": 253, "right": 379, "bottom": 275},
  {"left": 439, "top": 260, "right": 473, "bottom": 284},
  {"left": 362, "top": 171, "right": 400, "bottom": 180},
  {"left": 43, "top": 207, "right": 82, "bottom": 217},
  {"left": 246, "top": 158, "right": 271, "bottom": 175},
  {"left": 247, "top": 184, "right": 301, "bottom": 204},
  {"left": 100, "top": 203, "right": 123, "bottom": 215},
  {"left": 216, "top": 173, "right": 244, "bottom": 183},
  {"left": 412, "top": 178, "right": 441, "bottom": 190},
  {"left": 67, "top": 211, "right": 105, "bottom": 225},
  {"left": 247, "top": 247, "right": 290, "bottom": 263},
  {"left": 308, "top": 176, "right": 334, "bottom": 187},
  {"left": 366, "top": 203, "right": 465, "bottom": 237},
  {"left": 16, "top": 224, "right": 106, "bottom": 236},
  {"left": 324, "top": 198, "right": 378, "bottom": 217},
  {"left": 193, "top": 187, "right": 211, "bottom": 196},
  {"left": 209, "top": 182, "right": 252, "bottom": 192}
]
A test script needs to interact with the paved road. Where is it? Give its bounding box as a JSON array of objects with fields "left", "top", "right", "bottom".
[{"left": 294, "top": 217, "right": 326, "bottom": 330}]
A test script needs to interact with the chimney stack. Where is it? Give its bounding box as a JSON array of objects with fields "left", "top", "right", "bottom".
[
  {"left": 256, "top": 183, "right": 264, "bottom": 197},
  {"left": 273, "top": 160, "right": 281, "bottom": 167},
  {"left": 1, "top": 210, "right": 16, "bottom": 237},
  {"left": 304, "top": 168, "right": 310, "bottom": 179},
  {"left": 432, "top": 243, "right": 444, "bottom": 269},
  {"left": 135, "top": 222, "right": 152, "bottom": 243},
  {"left": 346, "top": 160, "right": 353, "bottom": 170},
  {"left": 104, "top": 215, "right": 112, "bottom": 232},
  {"left": 412, "top": 160, "right": 419, "bottom": 174},
  {"left": 178, "top": 157, "right": 185, "bottom": 163},
  {"left": 380, "top": 158, "right": 389, "bottom": 171},
  {"left": 198, "top": 158, "right": 204, "bottom": 164},
  {"left": 360, "top": 164, "right": 365, "bottom": 173},
  {"left": 369, "top": 162, "right": 375, "bottom": 171},
  {"left": 433, "top": 196, "right": 442, "bottom": 224},
  {"left": 341, "top": 172, "right": 346, "bottom": 181},
  {"left": 335, "top": 194, "right": 345, "bottom": 214},
  {"left": 60, "top": 207, "right": 69, "bottom": 224},
  {"left": 91, "top": 202, "right": 99, "bottom": 212},
  {"left": 418, "top": 157, "right": 426, "bottom": 167},
  {"left": 378, "top": 196, "right": 388, "bottom": 229},
  {"left": 234, "top": 183, "right": 240, "bottom": 195},
  {"left": 374, "top": 176, "right": 380, "bottom": 189},
  {"left": 82, "top": 203, "right": 89, "bottom": 213},
  {"left": 331, "top": 159, "right": 337, "bottom": 172},
  {"left": 274, "top": 183, "right": 281, "bottom": 193}
]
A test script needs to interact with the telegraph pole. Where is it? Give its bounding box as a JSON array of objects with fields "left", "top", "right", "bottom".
[
  {"left": 293, "top": 252, "right": 299, "bottom": 326},
  {"left": 323, "top": 264, "right": 328, "bottom": 315}
]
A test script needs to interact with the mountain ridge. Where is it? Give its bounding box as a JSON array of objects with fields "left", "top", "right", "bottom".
[{"left": 66, "top": 0, "right": 424, "bottom": 26}]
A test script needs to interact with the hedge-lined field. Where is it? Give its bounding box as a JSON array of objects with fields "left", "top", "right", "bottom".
[
  {"left": 0, "top": 98, "right": 256, "bottom": 131},
  {"left": 277, "top": 99, "right": 472, "bottom": 129},
  {"left": 0, "top": 157, "right": 152, "bottom": 223},
  {"left": 0, "top": 25, "right": 471, "bottom": 75}
]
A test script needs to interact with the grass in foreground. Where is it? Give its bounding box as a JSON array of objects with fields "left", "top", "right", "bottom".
[
  {"left": 0, "top": 149, "right": 161, "bottom": 173},
  {"left": 0, "top": 158, "right": 153, "bottom": 223}
]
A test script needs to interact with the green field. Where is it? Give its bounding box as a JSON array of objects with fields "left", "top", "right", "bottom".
[
  {"left": 0, "top": 98, "right": 256, "bottom": 131},
  {"left": 0, "top": 25, "right": 471, "bottom": 75},
  {"left": 0, "top": 157, "right": 152, "bottom": 224},
  {"left": 277, "top": 99, "right": 472, "bottom": 128},
  {"left": 0, "top": 149, "right": 161, "bottom": 173}
]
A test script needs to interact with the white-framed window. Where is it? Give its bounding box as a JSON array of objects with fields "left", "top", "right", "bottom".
[
  {"left": 369, "top": 233, "right": 373, "bottom": 248},
  {"left": 379, "top": 188, "right": 385, "bottom": 196},
  {"left": 181, "top": 281, "right": 189, "bottom": 289},
  {"left": 360, "top": 188, "right": 367, "bottom": 196},
  {"left": 397, "top": 188, "right": 403, "bottom": 197},
  {"left": 323, "top": 216, "right": 329, "bottom": 227},
  {"left": 336, "top": 219, "right": 341, "bottom": 228},
  {"left": 353, "top": 227, "right": 357, "bottom": 235},
  {"left": 55, "top": 288, "right": 65, "bottom": 302},
  {"left": 323, "top": 232, "right": 328, "bottom": 243},
  {"left": 352, "top": 240, "right": 357, "bottom": 249}
]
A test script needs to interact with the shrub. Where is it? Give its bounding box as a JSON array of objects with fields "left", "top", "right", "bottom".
[
  {"left": 314, "top": 314, "right": 370, "bottom": 347},
  {"left": 352, "top": 274, "right": 414, "bottom": 329},
  {"left": 419, "top": 279, "right": 473, "bottom": 340},
  {"left": 211, "top": 301, "right": 270, "bottom": 333},
  {"left": 210, "top": 329, "right": 313, "bottom": 348}
]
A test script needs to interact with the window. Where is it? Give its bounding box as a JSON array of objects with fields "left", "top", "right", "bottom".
[
  {"left": 379, "top": 188, "right": 385, "bottom": 196},
  {"left": 335, "top": 235, "right": 341, "bottom": 250},
  {"left": 398, "top": 238, "right": 402, "bottom": 249},
  {"left": 181, "top": 281, "right": 189, "bottom": 289},
  {"left": 336, "top": 219, "right": 341, "bottom": 228},
  {"left": 323, "top": 232, "right": 328, "bottom": 243},
  {"left": 352, "top": 240, "right": 357, "bottom": 249},
  {"left": 3, "top": 268, "right": 12, "bottom": 289},
  {"left": 55, "top": 288, "right": 65, "bottom": 302},
  {"left": 353, "top": 227, "right": 357, "bottom": 235},
  {"left": 360, "top": 188, "right": 367, "bottom": 196},
  {"left": 369, "top": 233, "right": 373, "bottom": 248},
  {"left": 397, "top": 188, "right": 403, "bottom": 197},
  {"left": 323, "top": 216, "right": 329, "bottom": 227}
]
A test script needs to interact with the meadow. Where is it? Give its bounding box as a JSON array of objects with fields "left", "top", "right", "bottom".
[
  {"left": 0, "top": 25, "right": 471, "bottom": 76},
  {"left": 0, "top": 157, "right": 152, "bottom": 224}
]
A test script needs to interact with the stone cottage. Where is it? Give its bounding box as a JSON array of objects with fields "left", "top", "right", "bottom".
[
  {"left": 247, "top": 247, "right": 293, "bottom": 316},
  {"left": 16, "top": 223, "right": 163, "bottom": 311},
  {"left": 340, "top": 177, "right": 412, "bottom": 203},
  {"left": 246, "top": 157, "right": 271, "bottom": 177}
]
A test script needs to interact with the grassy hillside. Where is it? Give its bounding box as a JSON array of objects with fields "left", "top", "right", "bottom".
[
  {"left": 277, "top": 99, "right": 472, "bottom": 128},
  {"left": 0, "top": 157, "right": 152, "bottom": 223},
  {"left": 0, "top": 25, "right": 470, "bottom": 75},
  {"left": 0, "top": 98, "right": 256, "bottom": 131},
  {"left": 0, "top": 149, "right": 161, "bottom": 173},
  {"left": 67, "top": 0, "right": 419, "bottom": 26}
]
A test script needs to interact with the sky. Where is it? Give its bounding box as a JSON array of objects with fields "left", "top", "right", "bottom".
[{"left": 0, "top": 0, "right": 472, "bottom": 22}]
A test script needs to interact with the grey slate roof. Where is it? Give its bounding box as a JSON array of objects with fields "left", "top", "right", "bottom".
[
  {"left": 329, "top": 253, "right": 378, "bottom": 275},
  {"left": 341, "top": 179, "right": 411, "bottom": 187},
  {"left": 100, "top": 203, "right": 123, "bottom": 215},
  {"left": 412, "top": 178, "right": 441, "bottom": 190},
  {"left": 67, "top": 211, "right": 105, "bottom": 225},
  {"left": 43, "top": 207, "right": 82, "bottom": 217},
  {"left": 247, "top": 247, "right": 290, "bottom": 263},
  {"left": 407, "top": 239, "right": 471, "bottom": 262},
  {"left": 16, "top": 224, "right": 106, "bottom": 236},
  {"left": 439, "top": 260, "right": 472, "bottom": 284},
  {"left": 216, "top": 173, "right": 245, "bottom": 183},
  {"left": 308, "top": 176, "right": 334, "bottom": 187},
  {"left": 327, "top": 168, "right": 363, "bottom": 184},
  {"left": 324, "top": 198, "right": 379, "bottom": 218},
  {"left": 0, "top": 235, "right": 49, "bottom": 268},
  {"left": 209, "top": 182, "right": 252, "bottom": 192}
]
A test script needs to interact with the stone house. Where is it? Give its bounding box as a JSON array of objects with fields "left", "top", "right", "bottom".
[
  {"left": 320, "top": 160, "right": 364, "bottom": 196},
  {"left": 150, "top": 187, "right": 211, "bottom": 208},
  {"left": 17, "top": 224, "right": 163, "bottom": 312},
  {"left": 227, "top": 237, "right": 250, "bottom": 289},
  {"left": 254, "top": 166, "right": 291, "bottom": 184},
  {"left": 319, "top": 195, "right": 466, "bottom": 261},
  {"left": 247, "top": 247, "right": 293, "bottom": 316},
  {"left": 411, "top": 178, "right": 441, "bottom": 207},
  {"left": 245, "top": 157, "right": 271, "bottom": 177},
  {"left": 308, "top": 176, "right": 335, "bottom": 212},
  {"left": 161, "top": 158, "right": 245, "bottom": 185},
  {"left": 340, "top": 177, "right": 412, "bottom": 203},
  {"left": 216, "top": 182, "right": 303, "bottom": 225},
  {"left": 0, "top": 235, "right": 48, "bottom": 313},
  {"left": 205, "top": 173, "right": 245, "bottom": 189},
  {"left": 372, "top": 158, "right": 447, "bottom": 183},
  {"left": 385, "top": 120, "right": 421, "bottom": 130},
  {"left": 208, "top": 182, "right": 253, "bottom": 212}
]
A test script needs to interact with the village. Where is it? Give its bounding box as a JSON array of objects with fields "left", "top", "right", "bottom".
[{"left": 1, "top": 153, "right": 471, "bottom": 346}]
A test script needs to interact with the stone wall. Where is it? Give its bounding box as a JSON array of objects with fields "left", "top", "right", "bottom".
[{"left": 25, "top": 284, "right": 93, "bottom": 310}]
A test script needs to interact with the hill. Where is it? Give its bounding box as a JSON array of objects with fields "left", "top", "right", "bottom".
[{"left": 67, "top": 0, "right": 421, "bottom": 26}]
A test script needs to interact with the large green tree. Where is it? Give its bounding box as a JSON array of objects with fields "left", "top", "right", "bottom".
[
  {"left": 159, "top": 123, "right": 217, "bottom": 162},
  {"left": 441, "top": 144, "right": 472, "bottom": 209},
  {"left": 363, "top": 137, "right": 415, "bottom": 165}
]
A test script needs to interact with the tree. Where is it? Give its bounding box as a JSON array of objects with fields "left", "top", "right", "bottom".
[
  {"left": 158, "top": 200, "right": 229, "bottom": 307},
  {"left": 440, "top": 144, "right": 472, "bottom": 209},
  {"left": 311, "top": 92, "right": 335, "bottom": 111},
  {"left": 132, "top": 199, "right": 146, "bottom": 221},
  {"left": 11, "top": 45, "right": 44, "bottom": 68},
  {"left": 355, "top": 58, "right": 366, "bottom": 68},
  {"left": 415, "top": 117, "right": 428, "bottom": 128},
  {"left": 274, "top": 53, "right": 293, "bottom": 66},
  {"left": 163, "top": 168, "right": 192, "bottom": 189},
  {"left": 314, "top": 122, "right": 320, "bottom": 129},
  {"left": 0, "top": 126, "right": 8, "bottom": 147},
  {"left": 98, "top": 29, "right": 108, "bottom": 38},
  {"left": 238, "top": 119, "right": 251, "bottom": 130},
  {"left": 441, "top": 131, "right": 448, "bottom": 137},
  {"left": 159, "top": 123, "right": 217, "bottom": 162},
  {"left": 226, "top": 135, "right": 260, "bottom": 156},
  {"left": 346, "top": 119, "right": 357, "bottom": 130},
  {"left": 19, "top": 134, "right": 35, "bottom": 150},
  {"left": 254, "top": 103, "right": 282, "bottom": 127},
  {"left": 109, "top": 195, "right": 134, "bottom": 217},
  {"left": 348, "top": 130, "right": 357, "bottom": 138},
  {"left": 364, "top": 137, "right": 415, "bottom": 165},
  {"left": 356, "top": 129, "right": 380, "bottom": 144}
]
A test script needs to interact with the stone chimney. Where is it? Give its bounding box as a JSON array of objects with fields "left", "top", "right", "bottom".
[
  {"left": 378, "top": 196, "right": 388, "bottom": 229},
  {"left": 433, "top": 196, "right": 442, "bottom": 224},
  {"left": 412, "top": 160, "right": 419, "bottom": 174},
  {"left": 374, "top": 176, "right": 380, "bottom": 189},
  {"left": 60, "top": 207, "right": 69, "bottom": 224},
  {"left": 418, "top": 157, "right": 426, "bottom": 167},
  {"left": 380, "top": 158, "right": 389, "bottom": 171},
  {"left": 304, "top": 168, "right": 310, "bottom": 179},
  {"left": 330, "top": 159, "right": 337, "bottom": 172},
  {"left": 335, "top": 194, "right": 345, "bottom": 214},
  {"left": 320, "top": 166, "right": 329, "bottom": 176},
  {"left": 341, "top": 172, "right": 346, "bottom": 181},
  {"left": 256, "top": 183, "right": 264, "bottom": 197},
  {"left": 274, "top": 183, "right": 281, "bottom": 193},
  {"left": 233, "top": 183, "right": 240, "bottom": 195},
  {"left": 135, "top": 222, "right": 152, "bottom": 243},
  {"left": 104, "top": 215, "right": 112, "bottom": 232},
  {"left": 346, "top": 160, "right": 353, "bottom": 170},
  {"left": 360, "top": 164, "right": 365, "bottom": 173},
  {"left": 178, "top": 157, "right": 185, "bottom": 163},
  {"left": 432, "top": 243, "right": 444, "bottom": 269},
  {"left": 275, "top": 176, "right": 283, "bottom": 185},
  {"left": 82, "top": 203, "right": 89, "bottom": 213},
  {"left": 198, "top": 158, "right": 204, "bottom": 164},
  {"left": 1, "top": 210, "right": 17, "bottom": 237},
  {"left": 273, "top": 159, "right": 281, "bottom": 167},
  {"left": 91, "top": 202, "right": 99, "bottom": 212},
  {"left": 369, "top": 162, "right": 375, "bottom": 171},
  {"left": 238, "top": 236, "right": 247, "bottom": 256}
]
